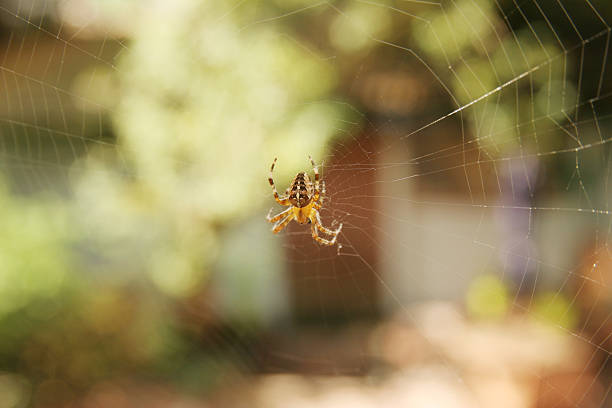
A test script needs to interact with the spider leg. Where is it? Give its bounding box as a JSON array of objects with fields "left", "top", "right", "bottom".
[
  {"left": 313, "top": 209, "right": 342, "bottom": 236},
  {"left": 308, "top": 155, "right": 320, "bottom": 203},
  {"left": 269, "top": 157, "right": 291, "bottom": 206},
  {"left": 267, "top": 207, "right": 291, "bottom": 223},
  {"left": 312, "top": 180, "right": 325, "bottom": 210},
  {"left": 312, "top": 180, "right": 326, "bottom": 210},
  {"left": 272, "top": 212, "right": 295, "bottom": 234},
  {"left": 320, "top": 180, "right": 326, "bottom": 204},
  {"left": 309, "top": 209, "right": 342, "bottom": 246},
  {"left": 310, "top": 220, "right": 338, "bottom": 246}
]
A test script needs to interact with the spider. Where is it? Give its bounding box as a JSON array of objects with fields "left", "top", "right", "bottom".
[{"left": 266, "top": 155, "right": 343, "bottom": 246}]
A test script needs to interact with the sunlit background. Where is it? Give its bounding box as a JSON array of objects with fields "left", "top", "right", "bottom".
[{"left": 0, "top": 0, "right": 611, "bottom": 407}]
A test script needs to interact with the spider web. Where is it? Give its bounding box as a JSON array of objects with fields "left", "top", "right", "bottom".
[{"left": 0, "top": 0, "right": 610, "bottom": 407}]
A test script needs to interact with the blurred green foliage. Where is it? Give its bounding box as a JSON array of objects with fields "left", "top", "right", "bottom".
[
  {"left": 466, "top": 274, "right": 509, "bottom": 320},
  {"left": 0, "top": 179, "right": 76, "bottom": 377},
  {"left": 74, "top": 0, "right": 348, "bottom": 298},
  {"left": 531, "top": 291, "right": 579, "bottom": 331},
  {"left": 412, "top": 0, "right": 569, "bottom": 154},
  {"left": 1, "top": 0, "right": 352, "bottom": 401},
  {"left": 0, "top": 180, "right": 72, "bottom": 318}
]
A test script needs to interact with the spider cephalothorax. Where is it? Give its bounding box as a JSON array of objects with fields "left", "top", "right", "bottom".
[{"left": 266, "top": 156, "right": 342, "bottom": 246}]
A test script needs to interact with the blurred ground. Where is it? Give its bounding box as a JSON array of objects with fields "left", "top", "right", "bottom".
[{"left": 37, "top": 302, "right": 602, "bottom": 408}]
